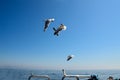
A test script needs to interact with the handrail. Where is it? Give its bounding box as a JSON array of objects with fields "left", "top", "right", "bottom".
[
  {"left": 28, "top": 69, "right": 98, "bottom": 80},
  {"left": 28, "top": 73, "right": 50, "bottom": 80},
  {"left": 62, "top": 69, "right": 94, "bottom": 80}
]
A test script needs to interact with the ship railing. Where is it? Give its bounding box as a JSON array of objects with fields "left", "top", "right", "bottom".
[
  {"left": 28, "top": 73, "right": 50, "bottom": 80},
  {"left": 62, "top": 69, "right": 98, "bottom": 80}
]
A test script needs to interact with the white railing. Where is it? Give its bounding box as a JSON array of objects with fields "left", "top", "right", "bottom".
[
  {"left": 62, "top": 69, "right": 97, "bottom": 80},
  {"left": 28, "top": 69, "right": 98, "bottom": 80},
  {"left": 28, "top": 73, "right": 50, "bottom": 80}
]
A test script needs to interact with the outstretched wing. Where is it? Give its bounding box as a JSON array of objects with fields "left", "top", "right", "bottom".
[
  {"left": 67, "top": 56, "right": 72, "bottom": 61},
  {"left": 44, "top": 20, "right": 50, "bottom": 32},
  {"left": 53, "top": 27, "right": 56, "bottom": 31}
]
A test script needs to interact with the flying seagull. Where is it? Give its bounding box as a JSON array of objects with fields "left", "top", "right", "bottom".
[
  {"left": 44, "top": 18, "right": 55, "bottom": 32},
  {"left": 67, "top": 55, "right": 74, "bottom": 61},
  {"left": 53, "top": 24, "right": 67, "bottom": 36}
]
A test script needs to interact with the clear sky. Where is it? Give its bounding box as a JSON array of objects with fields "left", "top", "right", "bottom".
[{"left": 0, "top": 0, "right": 120, "bottom": 70}]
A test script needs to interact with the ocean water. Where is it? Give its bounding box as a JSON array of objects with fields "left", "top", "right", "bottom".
[{"left": 0, "top": 68, "right": 120, "bottom": 80}]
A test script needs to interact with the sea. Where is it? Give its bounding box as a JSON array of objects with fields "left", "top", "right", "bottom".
[{"left": 0, "top": 68, "right": 120, "bottom": 80}]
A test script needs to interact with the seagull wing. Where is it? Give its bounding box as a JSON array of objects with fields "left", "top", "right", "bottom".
[
  {"left": 44, "top": 20, "right": 50, "bottom": 32},
  {"left": 67, "top": 56, "right": 72, "bottom": 61}
]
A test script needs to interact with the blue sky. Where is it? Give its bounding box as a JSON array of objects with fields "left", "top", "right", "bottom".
[{"left": 0, "top": 0, "right": 120, "bottom": 70}]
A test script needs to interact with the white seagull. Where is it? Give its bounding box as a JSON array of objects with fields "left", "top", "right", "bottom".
[
  {"left": 67, "top": 55, "right": 74, "bottom": 61},
  {"left": 44, "top": 18, "right": 55, "bottom": 32},
  {"left": 53, "top": 24, "right": 67, "bottom": 36}
]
